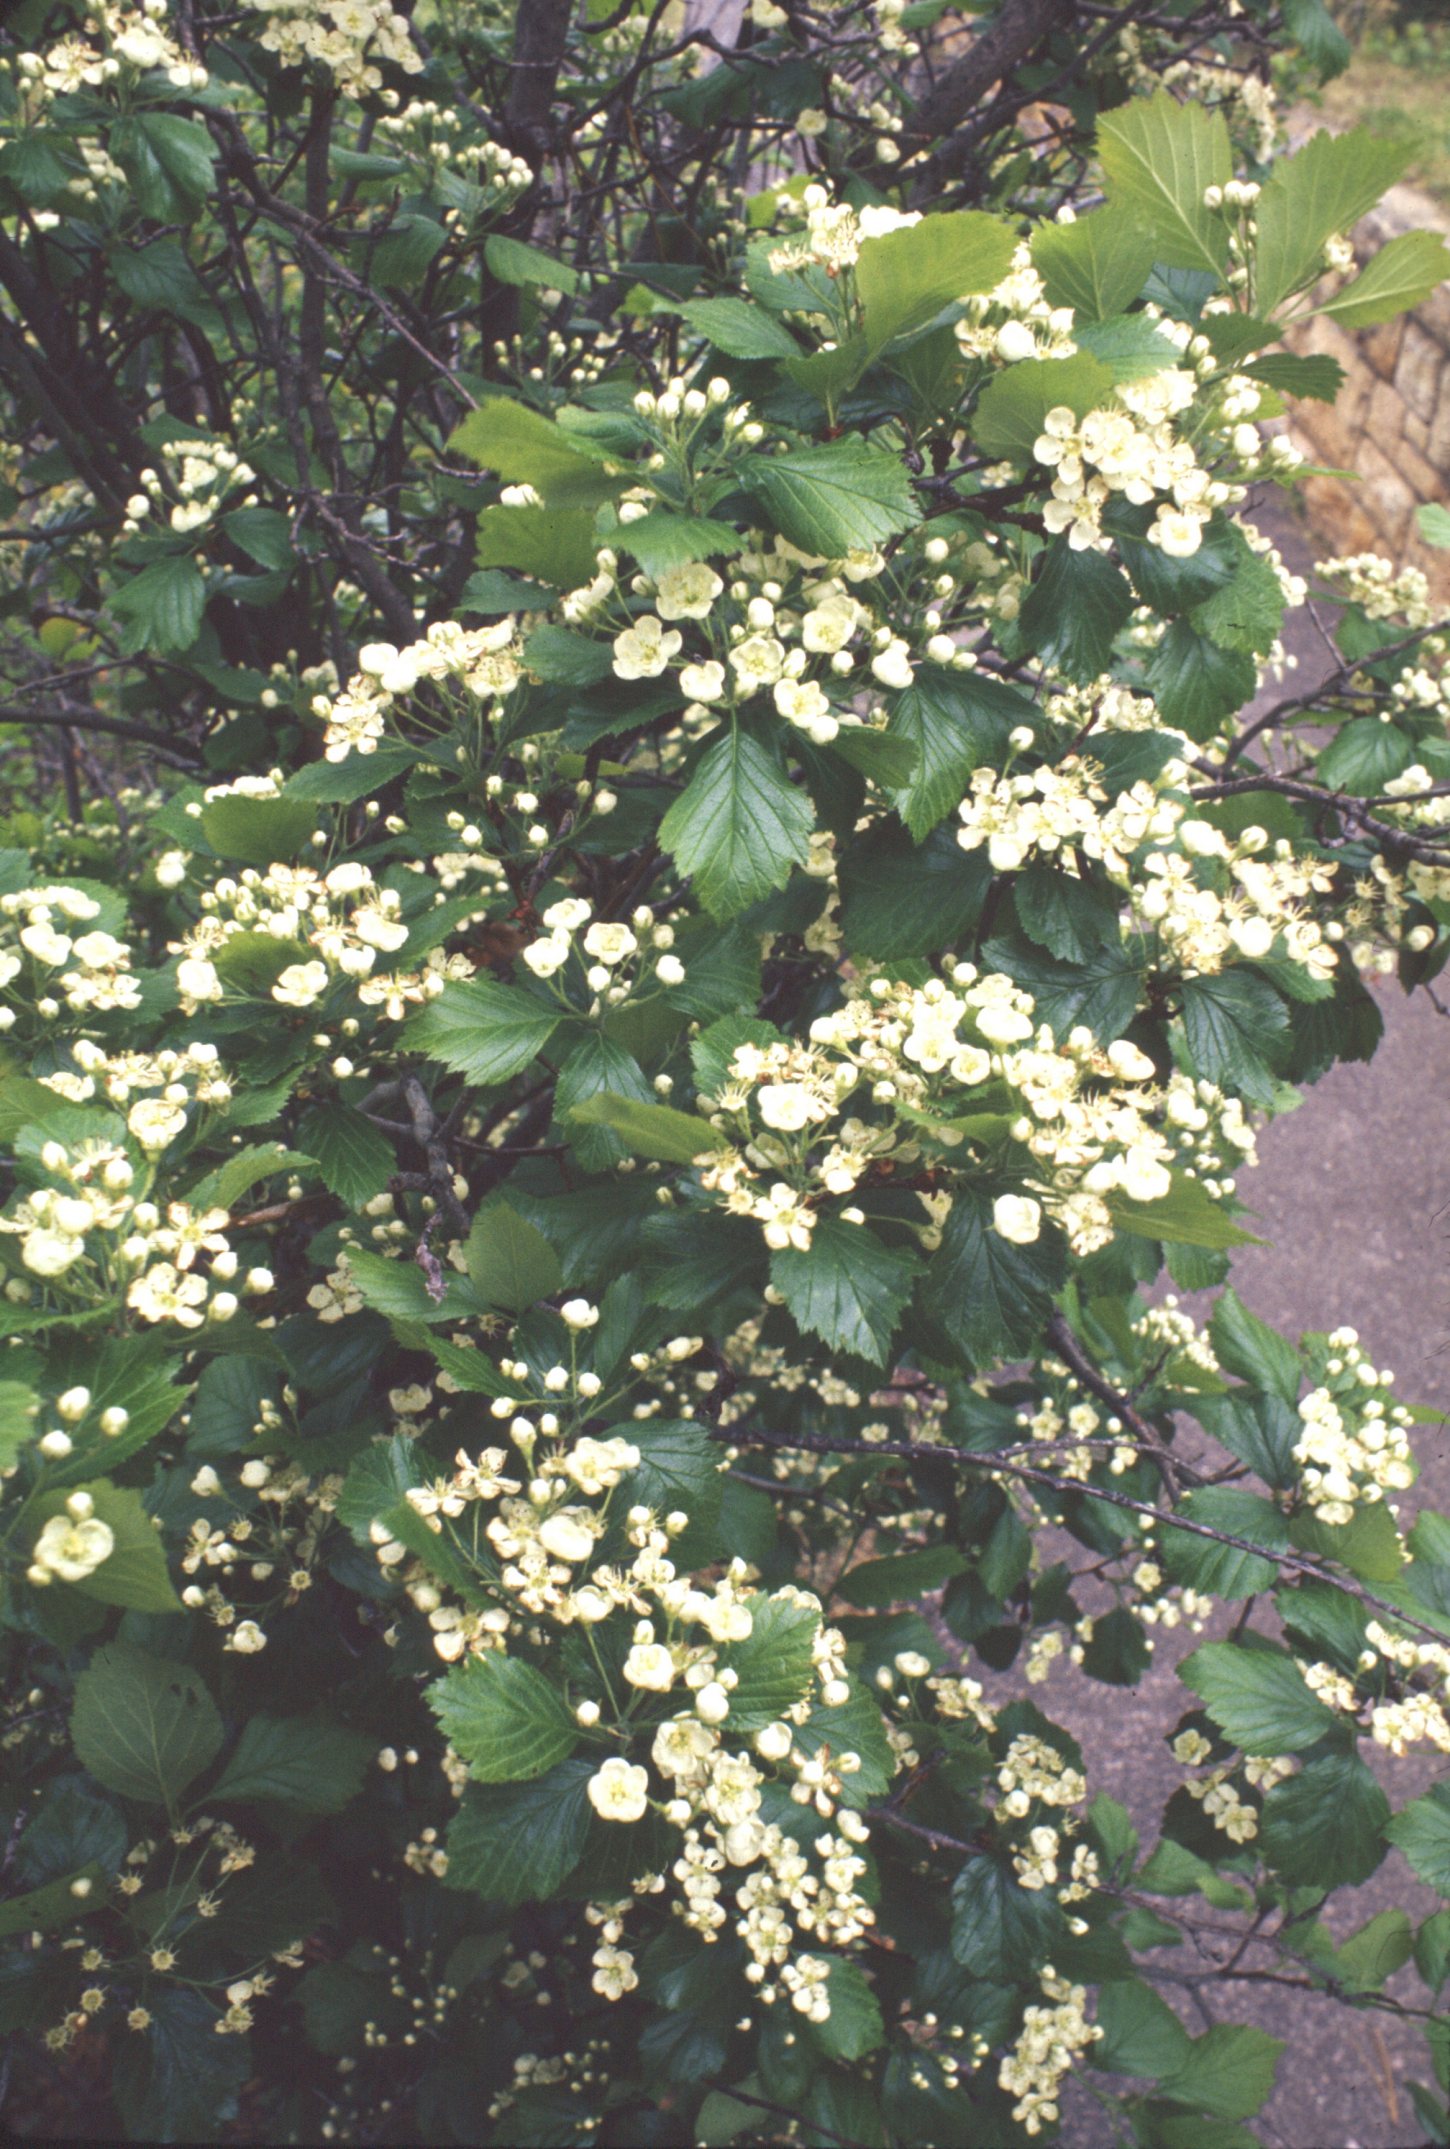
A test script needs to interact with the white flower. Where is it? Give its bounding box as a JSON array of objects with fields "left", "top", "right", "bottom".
[
  {"left": 801, "top": 595, "right": 860, "bottom": 654},
  {"left": 272, "top": 961, "right": 329, "bottom": 1008},
  {"left": 587, "top": 1756, "right": 650, "bottom": 1823},
  {"left": 696, "top": 1681, "right": 730, "bottom": 1724},
  {"left": 538, "top": 1510, "right": 597, "bottom": 1563},
  {"left": 756, "top": 1082, "right": 832, "bottom": 1133},
  {"left": 522, "top": 936, "right": 570, "bottom": 979},
  {"left": 176, "top": 956, "right": 223, "bottom": 1002},
  {"left": 1151, "top": 509, "right": 1204, "bottom": 559},
  {"left": 22, "top": 1229, "right": 84, "bottom": 1277},
  {"left": 612, "top": 616, "right": 681, "bottom": 680},
  {"left": 31, "top": 1513, "right": 114, "bottom": 1583},
  {"left": 127, "top": 1097, "right": 188, "bottom": 1151},
  {"left": 870, "top": 638, "right": 915, "bottom": 690},
  {"left": 592, "top": 1944, "right": 639, "bottom": 1999},
  {"left": 542, "top": 896, "right": 592, "bottom": 933},
  {"left": 623, "top": 1643, "right": 675, "bottom": 1692},
  {"left": 995, "top": 321, "right": 1039, "bottom": 364},
  {"left": 773, "top": 677, "right": 838, "bottom": 745},
  {"left": 680, "top": 660, "right": 726, "bottom": 702},
  {"left": 560, "top": 1297, "right": 600, "bottom": 1330},
  {"left": 582, "top": 922, "right": 637, "bottom": 967},
  {"left": 992, "top": 1194, "right": 1042, "bottom": 1245},
  {"left": 728, "top": 634, "right": 788, "bottom": 690},
  {"left": 655, "top": 563, "right": 723, "bottom": 620},
  {"left": 229, "top": 1620, "right": 268, "bottom": 1654}
]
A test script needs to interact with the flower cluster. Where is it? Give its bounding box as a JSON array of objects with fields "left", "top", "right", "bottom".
[
  {"left": 0, "top": 884, "right": 141, "bottom": 1026},
  {"left": 1291, "top": 1327, "right": 1414, "bottom": 1527},
  {"left": 243, "top": 0, "right": 423, "bottom": 93},
  {"left": 318, "top": 620, "right": 525, "bottom": 762},
  {"left": 120, "top": 436, "right": 257, "bottom": 541}
]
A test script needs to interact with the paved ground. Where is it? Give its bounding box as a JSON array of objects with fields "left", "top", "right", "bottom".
[{"left": 1047, "top": 503, "right": 1450, "bottom": 2147}]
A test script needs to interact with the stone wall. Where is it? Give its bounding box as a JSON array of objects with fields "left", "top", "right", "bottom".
[{"left": 1284, "top": 183, "right": 1450, "bottom": 598}]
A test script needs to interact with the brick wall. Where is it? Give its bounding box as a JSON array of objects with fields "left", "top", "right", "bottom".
[{"left": 1284, "top": 183, "right": 1450, "bottom": 598}]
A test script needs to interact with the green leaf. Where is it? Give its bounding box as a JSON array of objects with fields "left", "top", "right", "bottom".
[
  {"left": 208, "top": 1713, "right": 373, "bottom": 1814},
  {"left": 770, "top": 1217, "right": 918, "bottom": 1368},
  {"left": 370, "top": 212, "right": 446, "bottom": 285},
  {"left": 659, "top": 727, "right": 814, "bottom": 918},
  {"left": 113, "top": 1988, "right": 249, "bottom": 2143},
  {"left": 465, "top": 1202, "right": 563, "bottom": 1312},
  {"left": 1159, "top": 2023, "right": 1283, "bottom": 2121},
  {"left": 856, "top": 210, "right": 1017, "bottom": 346},
  {"left": 1106, "top": 1173, "right": 1259, "bottom": 1251},
  {"left": 30, "top": 1479, "right": 180, "bottom": 1612},
  {"left": 983, "top": 930, "right": 1142, "bottom": 1041},
  {"left": 427, "top": 1653, "right": 578, "bottom": 1783},
  {"left": 951, "top": 1855, "right": 1064, "bottom": 1979},
  {"left": 1387, "top": 1783, "right": 1450, "bottom": 1893},
  {"left": 1020, "top": 542, "right": 1134, "bottom": 683},
  {"left": 223, "top": 506, "right": 294, "bottom": 571},
  {"left": 1148, "top": 622, "right": 1257, "bottom": 737},
  {"left": 554, "top": 1033, "right": 654, "bottom": 1169},
  {"left": 0, "top": 1865, "right": 108, "bottom": 1939},
  {"left": 409, "top": 976, "right": 561, "bottom": 1085},
  {"left": 919, "top": 1185, "right": 1065, "bottom": 1361},
  {"left": 1031, "top": 211, "right": 1158, "bottom": 322},
  {"left": 0, "top": 1380, "right": 39, "bottom": 1466},
  {"left": 451, "top": 396, "right": 622, "bottom": 509},
  {"left": 111, "top": 555, "right": 206, "bottom": 654},
  {"left": 71, "top": 1644, "right": 222, "bottom": 1808},
  {"left": 1317, "top": 718, "right": 1413, "bottom": 794},
  {"left": 1094, "top": 1978, "right": 1192, "bottom": 2077},
  {"left": 1318, "top": 230, "right": 1450, "bottom": 330},
  {"left": 741, "top": 440, "right": 920, "bottom": 556},
  {"left": 297, "top": 1103, "right": 394, "bottom": 1208},
  {"left": 1260, "top": 1751, "right": 1389, "bottom": 1888},
  {"left": 812, "top": 1958, "right": 885, "bottom": 2061},
  {"left": 445, "top": 1761, "right": 596, "bottom": 1905},
  {"left": 885, "top": 669, "right": 1026, "bottom": 839},
  {"left": 568, "top": 1090, "right": 724, "bottom": 1163},
  {"left": 617, "top": 512, "right": 744, "bottom": 577},
  {"left": 1073, "top": 314, "right": 1185, "bottom": 383},
  {"left": 972, "top": 353, "right": 1115, "bottom": 460},
  {"left": 837, "top": 1544, "right": 966, "bottom": 1607},
  {"left": 625, "top": 1421, "right": 725, "bottom": 1556},
  {"left": 677, "top": 296, "right": 801, "bottom": 358},
  {"left": 14, "top": 1777, "right": 126, "bottom": 1889},
  {"left": 1160, "top": 1489, "right": 1289, "bottom": 1598},
  {"left": 1243, "top": 352, "right": 1344, "bottom": 402},
  {"left": 1282, "top": 0, "right": 1352, "bottom": 78},
  {"left": 1336, "top": 1908, "right": 1414, "bottom": 1990},
  {"left": 474, "top": 504, "right": 602, "bottom": 589},
  {"left": 1179, "top": 968, "right": 1289, "bottom": 1102},
  {"left": 1179, "top": 1641, "right": 1343, "bottom": 1755},
  {"left": 336, "top": 1435, "right": 425, "bottom": 1544},
  {"left": 137, "top": 113, "right": 216, "bottom": 204},
  {"left": 1420, "top": 504, "right": 1450, "bottom": 550},
  {"left": 1192, "top": 536, "right": 1285, "bottom": 658},
  {"left": 484, "top": 232, "right": 580, "bottom": 294},
  {"left": 1098, "top": 93, "right": 1232, "bottom": 277},
  {"left": 840, "top": 820, "right": 991, "bottom": 956},
  {"left": 1209, "top": 1289, "right": 1302, "bottom": 1403},
  {"left": 1016, "top": 858, "right": 1122, "bottom": 963},
  {"left": 717, "top": 1591, "right": 821, "bottom": 1729},
  {"left": 200, "top": 791, "right": 318, "bottom": 867},
  {"left": 1253, "top": 131, "right": 1411, "bottom": 314}
]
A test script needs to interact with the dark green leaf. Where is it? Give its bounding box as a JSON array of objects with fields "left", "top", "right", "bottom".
[
  {"left": 771, "top": 1217, "right": 919, "bottom": 1368},
  {"left": 71, "top": 1644, "right": 222, "bottom": 1807},
  {"left": 1260, "top": 1751, "right": 1389, "bottom": 1887},
  {"left": 445, "top": 1761, "right": 595, "bottom": 1905},
  {"left": 209, "top": 1713, "right": 372, "bottom": 1814}
]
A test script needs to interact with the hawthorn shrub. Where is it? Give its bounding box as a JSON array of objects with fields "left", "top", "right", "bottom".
[{"left": 6, "top": 0, "right": 1450, "bottom": 2143}]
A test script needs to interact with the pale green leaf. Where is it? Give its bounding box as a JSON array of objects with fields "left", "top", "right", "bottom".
[{"left": 1098, "top": 93, "right": 1232, "bottom": 277}]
